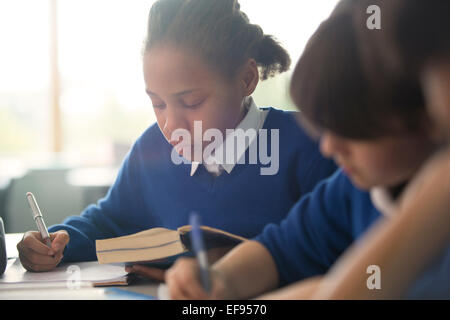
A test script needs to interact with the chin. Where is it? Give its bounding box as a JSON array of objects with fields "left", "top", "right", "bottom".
[{"left": 349, "top": 175, "right": 374, "bottom": 191}]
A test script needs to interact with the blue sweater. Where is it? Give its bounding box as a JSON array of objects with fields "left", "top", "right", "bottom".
[
  {"left": 254, "top": 170, "right": 382, "bottom": 286},
  {"left": 254, "top": 169, "right": 450, "bottom": 299},
  {"left": 49, "top": 107, "right": 337, "bottom": 263}
]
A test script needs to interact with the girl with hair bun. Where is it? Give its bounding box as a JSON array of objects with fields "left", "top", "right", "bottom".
[{"left": 16, "top": 0, "right": 336, "bottom": 278}]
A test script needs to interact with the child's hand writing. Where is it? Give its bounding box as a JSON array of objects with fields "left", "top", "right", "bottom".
[
  {"left": 17, "top": 230, "right": 69, "bottom": 272},
  {"left": 165, "top": 257, "right": 234, "bottom": 300},
  {"left": 125, "top": 247, "right": 233, "bottom": 283}
]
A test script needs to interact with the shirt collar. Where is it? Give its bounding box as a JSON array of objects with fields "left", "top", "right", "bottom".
[
  {"left": 370, "top": 187, "right": 399, "bottom": 218},
  {"left": 190, "top": 96, "right": 266, "bottom": 177}
]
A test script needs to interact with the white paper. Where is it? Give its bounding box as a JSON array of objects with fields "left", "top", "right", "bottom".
[
  {"left": 157, "top": 283, "right": 171, "bottom": 300},
  {"left": 5, "top": 233, "right": 22, "bottom": 258},
  {"left": 0, "top": 258, "right": 128, "bottom": 287}
]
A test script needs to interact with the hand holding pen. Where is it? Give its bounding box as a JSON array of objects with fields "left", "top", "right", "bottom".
[
  {"left": 16, "top": 192, "right": 70, "bottom": 272},
  {"left": 189, "top": 212, "right": 212, "bottom": 292},
  {"left": 164, "top": 212, "right": 235, "bottom": 299}
]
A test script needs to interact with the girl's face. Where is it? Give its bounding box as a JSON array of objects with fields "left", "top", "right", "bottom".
[
  {"left": 143, "top": 44, "right": 256, "bottom": 161},
  {"left": 422, "top": 62, "right": 450, "bottom": 139},
  {"left": 319, "top": 131, "right": 435, "bottom": 190}
]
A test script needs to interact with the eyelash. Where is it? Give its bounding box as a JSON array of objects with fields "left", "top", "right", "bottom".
[
  {"left": 182, "top": 101, "right": 203, "bottom": 109},
  {"left": 152, "top": 103, "right": 166, "bottom": 110},
  {"left": 152, "top": 101, "right": 204, "bottom": 110}
]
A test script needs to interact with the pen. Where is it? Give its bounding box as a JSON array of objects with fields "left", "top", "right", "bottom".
[
  {"left": 189, "top": 212, "right": 211, "bottom": 293},
  {"left": 26, "top": 192, "right": 52, "bottom": 248}
]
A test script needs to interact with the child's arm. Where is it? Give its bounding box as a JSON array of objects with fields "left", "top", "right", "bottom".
[
  {"left": 18, "top": 136, "right": 151, "bottom": 268},
  {"left": 47, "top": 145, "right": 147, "bottom": 263},
  {"left": 311, "top": 148, "right": 450, "bottom": 299},
  {"left": 256, "top": 276, "right": 323, "bottom": 300},
  {"left": 165, "top": 240, "right": 279, "bottom": 300},
  {"left": 165, "top": 171, "right": 359, "bottom": 299}
]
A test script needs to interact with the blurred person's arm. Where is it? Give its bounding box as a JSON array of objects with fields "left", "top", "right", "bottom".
[
  {"left": 311, "top": 148, "right": 450, "bottom": 299},
  {"left": 256, "top": 276, "right": 323, "bottom": 300}
]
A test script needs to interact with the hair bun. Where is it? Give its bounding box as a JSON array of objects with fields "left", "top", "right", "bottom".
[{"left": 146, "top": 0, "right": 290, "bottom": 81}]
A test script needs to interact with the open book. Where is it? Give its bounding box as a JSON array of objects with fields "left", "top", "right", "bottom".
[{"left": 96, "top": 225, "right": 247, "bottom": 266}]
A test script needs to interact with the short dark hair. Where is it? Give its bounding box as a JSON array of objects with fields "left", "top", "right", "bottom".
[
  {"left": 144, "top": 0, "right": 291, "bottom": 81},
  {"left": 389, "top": 0, "right": 450, "bottom": 74},
  {"left": 353, "top": 0, "right": 450, "bottom": 78},
  {"left": 290, "top": 2, "right": 426, "bottom": 140}
]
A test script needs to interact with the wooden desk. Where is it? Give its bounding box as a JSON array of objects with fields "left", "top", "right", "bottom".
[{"left": 1, "top": 234, "right": 159, "bottom": 300}]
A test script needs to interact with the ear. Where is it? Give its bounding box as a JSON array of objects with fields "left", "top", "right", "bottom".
[{"left": 239, "top": 59, "right": 259, "bottom": 97}]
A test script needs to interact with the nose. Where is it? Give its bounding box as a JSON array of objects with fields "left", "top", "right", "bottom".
[
  {"left": 161, "top": 108, "right": 189, "bottom": 145},
  {"left": 320, "top": 131, "right": 346, "bottom": 158}
]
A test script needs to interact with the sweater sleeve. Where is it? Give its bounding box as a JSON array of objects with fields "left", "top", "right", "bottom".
[
  {"left": 48, "top": 138, "right": 149, "bottom": 263},
  {"left": 253, "top": 170, "right": 355, "bottom": 286}
]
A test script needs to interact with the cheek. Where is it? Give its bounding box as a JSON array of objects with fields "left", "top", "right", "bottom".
[
  {"left": 369, "top": 156, "right": 398, "bottom": 178},
  {"left": 201, "top": 97, "right": 241, "bottom": 131},
  {"left": 348, "top": 149, "right": 401, "bottom": 188},
  {"left": 154, "top": 109, "right": 163, "bottom": 123},
  {"left": 154, "top": 110, "right": 169, "bottom": 139},
  {"left": 360, "top": 145, "right": 426, "bottom": 186},
  {"left": 357, "top": 154, "right": 391, "bottom": 179}
]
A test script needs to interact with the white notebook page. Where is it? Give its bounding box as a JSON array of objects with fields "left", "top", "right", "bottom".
[{"left": 0, "top": 258, "right": 127, "bottom": 286}]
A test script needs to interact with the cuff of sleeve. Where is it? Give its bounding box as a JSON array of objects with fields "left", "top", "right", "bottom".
[{"left": 48, "top": 224, "right": 97, "bottom": 264}]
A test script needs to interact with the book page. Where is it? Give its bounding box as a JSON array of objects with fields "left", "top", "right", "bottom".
[{"left": 96, "top": 228, "right": 186, "bottom": 264}]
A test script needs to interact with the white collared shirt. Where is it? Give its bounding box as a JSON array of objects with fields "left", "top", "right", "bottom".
[
  {"left": 190, "top": 96, "right": 269, "bottom": 177},
  {"left": 370, "top": 187, "right": 399, "bottom": 218}
]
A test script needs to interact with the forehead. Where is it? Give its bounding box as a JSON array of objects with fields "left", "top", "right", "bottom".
[{"left": 143, "top": 44, "right": 222, "bottom": 94}]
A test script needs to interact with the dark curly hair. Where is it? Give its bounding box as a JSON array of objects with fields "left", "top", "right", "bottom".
[{"left": 144, "top": 0, "right": 291, "bottom": 81}]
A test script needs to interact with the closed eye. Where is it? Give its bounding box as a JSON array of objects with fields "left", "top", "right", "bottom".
[
  {"left": 149, "top": 97, "right": 166, "bottom": 109},
  {"left": 181, "top": 98, "right": 206, "bottom": 109},
  {"left": 152, "top": 103, "right": 166, "bottom": 109},
  {"left": 182, "top": 102, "right": 203, "bottom": 109}
]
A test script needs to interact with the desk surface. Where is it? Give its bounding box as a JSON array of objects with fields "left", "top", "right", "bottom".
[{"left": 1, "top": 234, "right": 159, "bottom": 300}]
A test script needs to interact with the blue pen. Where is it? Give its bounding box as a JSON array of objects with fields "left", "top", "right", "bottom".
[{"left": 189, "top": 212, "right": 211, "bottom": 293}]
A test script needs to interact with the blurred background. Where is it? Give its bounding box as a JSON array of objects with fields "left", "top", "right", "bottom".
[{"left": 0, "top": 0, "right": 338, "bottom": 233}]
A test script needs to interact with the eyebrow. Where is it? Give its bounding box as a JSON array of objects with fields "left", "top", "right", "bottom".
[{"left": 145, "top": 88, "right": 201, "bottom": 97}]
